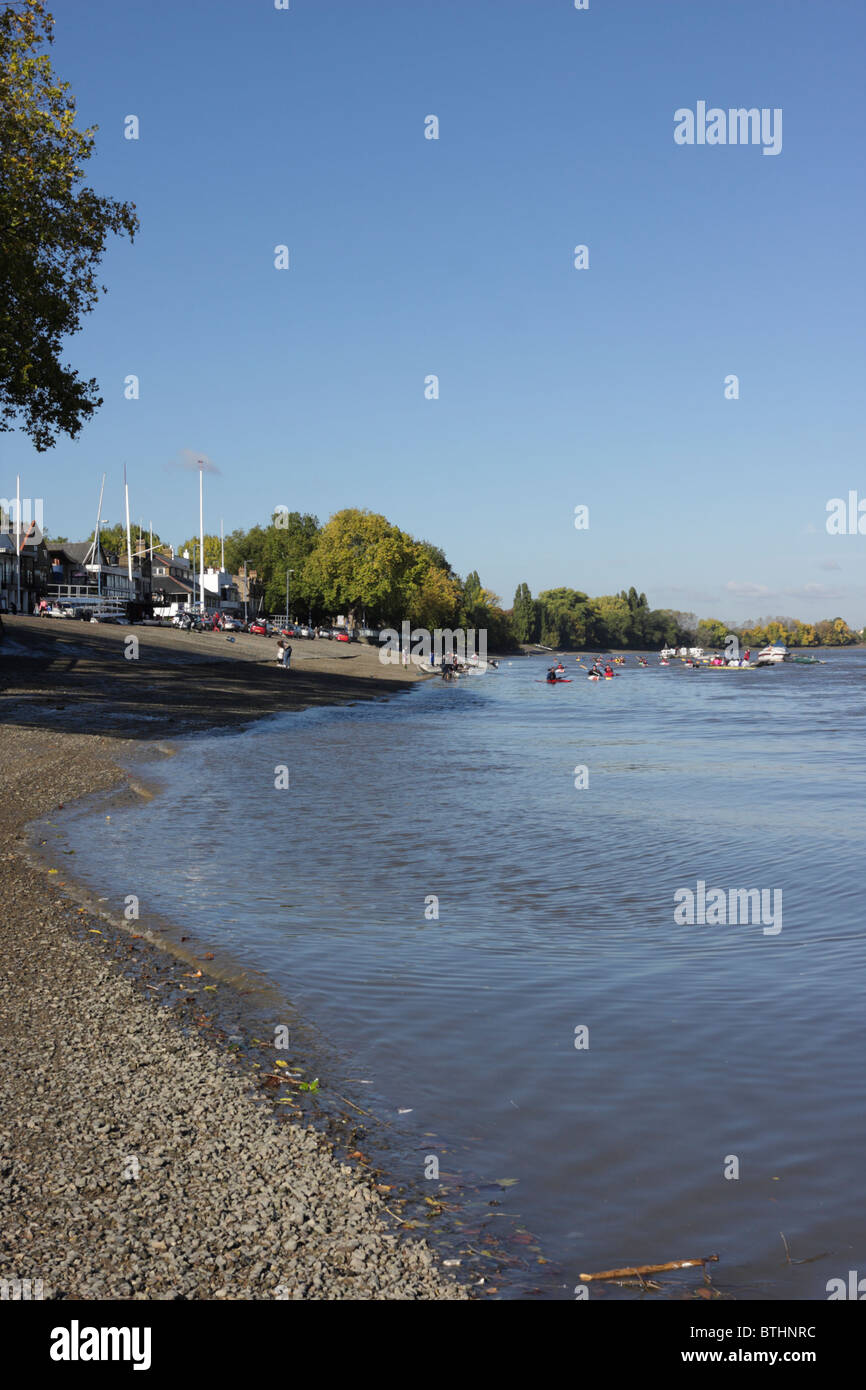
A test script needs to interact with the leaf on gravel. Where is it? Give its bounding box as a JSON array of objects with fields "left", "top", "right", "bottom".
[
  {"left": 274, "top": 1060, "right": 288, "bottom": 1068},
  {"left": 297, "top": 1077, "right": 319, "bottom": 1092}
]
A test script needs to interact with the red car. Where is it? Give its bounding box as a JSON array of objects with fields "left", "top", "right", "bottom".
[
  {"left": 249, "top": 620, "right": 268, "bottom": 636},
  {"left": 334, "top": 631, "right": 351, "bottom": 642}
]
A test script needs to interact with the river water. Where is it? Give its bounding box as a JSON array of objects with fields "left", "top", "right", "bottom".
[{"left": 51, "top": 651, "right": 866, "bottom": 1299}]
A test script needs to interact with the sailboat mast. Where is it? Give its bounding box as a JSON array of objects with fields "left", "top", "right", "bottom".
[{"left": 124, "top": 465, "right": 133, "bottom": 584}]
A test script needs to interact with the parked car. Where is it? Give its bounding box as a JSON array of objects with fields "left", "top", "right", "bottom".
[
  {"left": 49, "top": 604, "right": 76, "bottom": 619},
  {"left": 90, "top": 613, "right": 119, "bottom": 624},
  {"left": 220, "top": 616, "right": 243, "bottom": 632},
  {"left": 248, "top": 620, "right": 269, "bottom": 636},
  {"left": 316, "top": 626, "right": 333, "bottom": 639},
  {"left": 297, "top": 624, "right": 314, "bottom": 638},
  {"left": 334, "top": 630, "right": 351, "bottom": 643}
]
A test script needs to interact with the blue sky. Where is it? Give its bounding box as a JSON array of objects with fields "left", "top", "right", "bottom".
[{"left": 5, "top": 0, "right": 865, "bottom": 623}]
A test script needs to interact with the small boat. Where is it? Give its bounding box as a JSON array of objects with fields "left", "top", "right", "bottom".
[
  {"left": 756, "top": 644, "right": 790, "bottom": 666},
  {"left": 789, "top": 655, "right": 824, "bottom": 665}
]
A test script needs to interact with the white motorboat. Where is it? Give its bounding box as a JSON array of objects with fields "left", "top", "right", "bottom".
[{"left": 756, "top": 644, "right": 789, "bottom": 666}]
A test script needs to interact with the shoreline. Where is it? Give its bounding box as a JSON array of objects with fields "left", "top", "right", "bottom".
[{"left": 0, "top": 622, "right": 469, "bottom": 1300}]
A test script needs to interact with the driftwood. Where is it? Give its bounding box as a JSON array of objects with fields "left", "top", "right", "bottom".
[{"left": 579, "top": 1255, "right": 719, "bottom": 1282}]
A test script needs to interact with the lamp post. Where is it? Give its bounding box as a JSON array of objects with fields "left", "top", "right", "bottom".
[
  {"left": 243, "top": 560, "right": 248, "bottom": 623},
  {"left": 286, "top": 568, "right": 294, "bottom": 626}
]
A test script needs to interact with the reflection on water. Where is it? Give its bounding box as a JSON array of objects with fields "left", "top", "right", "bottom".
[{"left": 58, "top": 652, "right": 866, "bottom": 1298}]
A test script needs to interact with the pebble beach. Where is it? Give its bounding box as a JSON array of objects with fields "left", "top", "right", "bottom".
[{"left": 0, "top": 619, "right": 465, "bottom": 1300}]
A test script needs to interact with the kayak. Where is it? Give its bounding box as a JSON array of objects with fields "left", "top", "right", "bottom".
[{"left": 536, "top": 678, "right": 572, "bottom": 684}]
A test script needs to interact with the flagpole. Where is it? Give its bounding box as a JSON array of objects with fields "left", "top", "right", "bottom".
[{"left": 199, "top": 464, "right": 205, "bottom": 614}]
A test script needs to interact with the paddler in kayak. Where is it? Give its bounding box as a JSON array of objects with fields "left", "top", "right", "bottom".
[
  {"left": 546, "top": 667, "right": 560, "bottom": 684},
  {"left": 604, "top": 664, "right": 614, "bottom": 678}
]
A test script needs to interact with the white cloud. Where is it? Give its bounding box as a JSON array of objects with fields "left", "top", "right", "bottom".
[
  {"left": 782, "top": 583, "right": 846, "bottom": 601},
  {"left": 724, "top": 581, "right": 774, "bottom": 598}
]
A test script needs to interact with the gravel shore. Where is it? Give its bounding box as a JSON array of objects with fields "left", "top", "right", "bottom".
[{"left": 0, "top": 620, "right": 466, "bottom": 1300}]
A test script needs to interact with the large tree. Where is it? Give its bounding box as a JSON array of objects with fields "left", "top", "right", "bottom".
[
  {"left": 511, "top": 582, "right": 537, "bottom": 643},
  {"left": 301, "top": 509, "right": 462, "bottom": 627},
  {"left": 0, "top": 1, "right": 138, "bottom": 449}
]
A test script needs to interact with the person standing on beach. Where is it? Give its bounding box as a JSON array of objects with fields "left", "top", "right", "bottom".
[{"left": 282, "top": 642, "right": 292, "bottom": 671}]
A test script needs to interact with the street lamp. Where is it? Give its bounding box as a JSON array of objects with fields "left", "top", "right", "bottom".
[{"left": 286, "top": 568, "right": 295, "bottom": 625}]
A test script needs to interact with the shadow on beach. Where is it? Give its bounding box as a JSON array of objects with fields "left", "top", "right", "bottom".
[{"left": 0, "top": 618, "right": 416, "bottom": 739}]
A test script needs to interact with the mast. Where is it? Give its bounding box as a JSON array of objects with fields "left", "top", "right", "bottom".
[
  {"left": 124, "top": 464, "right": 133, "bottom": 584},
  {"left": 15, "top": 474, "right": 21, "bottom": 611},
  {"left": 89, "top": 472, "right": 106, "bottom": 601}
]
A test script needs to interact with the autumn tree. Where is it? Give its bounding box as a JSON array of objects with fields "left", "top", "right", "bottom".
[{"left": 0, "top": 1, "right": 138, "bottom": 448}]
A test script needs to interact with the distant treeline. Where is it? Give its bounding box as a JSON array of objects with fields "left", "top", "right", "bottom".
[
  {"left": 512, "top": 586, "right": 862, "bottom": 650},
  {"left": 693, "top": 615, "right": 859, "bottom": 649},
  {"left": 67, "top": 511, "right": 862, "bottom": 649}
]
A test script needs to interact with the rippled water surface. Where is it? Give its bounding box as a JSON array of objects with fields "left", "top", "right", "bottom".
[{"left": 59, "top": 652, "right": 866, "bottom": 1297}]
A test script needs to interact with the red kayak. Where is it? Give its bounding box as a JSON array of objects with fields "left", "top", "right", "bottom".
[{"left": 536, "top": 678, "right": 572, "bottom": 684}]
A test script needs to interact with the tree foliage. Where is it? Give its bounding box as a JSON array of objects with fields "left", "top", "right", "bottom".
[
  {"left": 0, "top": 1, "right": 138, "bottom": 448},
  {"left": 85, "top": 520, "right": 163, "bottom": 556}
]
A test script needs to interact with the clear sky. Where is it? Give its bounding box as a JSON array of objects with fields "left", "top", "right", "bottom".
[{"left": 5, "top": 0, "right": 865, "bottom": 624}]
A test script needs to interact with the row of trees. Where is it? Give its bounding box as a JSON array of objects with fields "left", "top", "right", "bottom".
[
  {"left": 56, "top": 513, "right": 864, "bottom": 649},
  {"left": 695, "top": 616, "right": 859, "bottom": 649},
  {"left": 511, "top": 584, "right": 699, "bottom": 650},
  {"left": 183, "top": 508, "right": 513, "bottom": 638}
]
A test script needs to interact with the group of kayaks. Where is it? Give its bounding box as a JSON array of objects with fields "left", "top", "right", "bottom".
[
  {"left": 538, "top": 649, "right": 803, "bottom": 685},
  {"left": 540, "top": 659, "right": 618, "bottom": 683}
]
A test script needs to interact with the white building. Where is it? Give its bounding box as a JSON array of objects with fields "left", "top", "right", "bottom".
[{"left": 150, "top": 549, "right": 239, "bottom": 618}]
